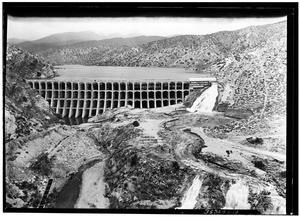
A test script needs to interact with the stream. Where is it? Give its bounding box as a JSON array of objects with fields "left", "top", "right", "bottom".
[
  {"left": 224, "top": 180, "right": 251, "bottom": 209},
  {"left": 178, "top": 174, "right": 203, "bottom": 209},
  {"left": 55, "top": 159, "right": 103, "bottom": 208}
]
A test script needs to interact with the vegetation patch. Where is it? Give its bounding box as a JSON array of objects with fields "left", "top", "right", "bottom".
[
  {"left": 248, "top": 189, "right": 273, "bottom": 213},
  {"left": 29, "top": 153, "right": 56, "bottom": 176},
  {"left": 196, "top": 174, "right": 231, "bottom": 209},
  {"left": 105, "top": 145, "right": 193, "bottom": 209}
]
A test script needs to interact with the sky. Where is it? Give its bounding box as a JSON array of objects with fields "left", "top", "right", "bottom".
[{"left": 7, "top": 16, "right": 287, "bottom": 41}]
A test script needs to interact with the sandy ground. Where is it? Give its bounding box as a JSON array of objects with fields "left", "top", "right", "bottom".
[
  {"left": 138, "top": 119, "right": 164, "bottom": 139},
  {"left": 226, "top": 115, "right": 286, "bottom": 155},
  {"left": 193, "top": 127, "right": 286, "bottom": 162},
  {"left": 75, "top": 161, "right": 109, "bottom": 208}
]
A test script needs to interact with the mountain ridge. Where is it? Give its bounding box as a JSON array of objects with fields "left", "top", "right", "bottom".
[
  {"left": 14, "top": 34, "right": 167, "bottom": 54},
  {"left": 7, "top": 38, "right": 28, "bottom": 44},
  {"left": 33, "top": 31, "right": 103, "bottom": 44},
  {"left": 27, "top": 21, "right": 286, "bottom": 68}
]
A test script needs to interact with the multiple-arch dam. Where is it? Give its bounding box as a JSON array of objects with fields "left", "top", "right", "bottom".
[{"left": 27, "top": 78, "right": 216, "bottom": 118}]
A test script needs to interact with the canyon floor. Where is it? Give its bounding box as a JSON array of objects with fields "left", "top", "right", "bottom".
[{"left": 6, "top": 104, "right": 286, "bottom": 213}]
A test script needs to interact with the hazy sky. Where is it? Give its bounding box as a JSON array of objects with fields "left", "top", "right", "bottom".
[{"left": 8, "top": 16, "right": 287, "bottom": 40}]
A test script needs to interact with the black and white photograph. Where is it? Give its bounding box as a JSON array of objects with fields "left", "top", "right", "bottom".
[{"left": 3, "top": 2, "right": 297, "bottom": 215}]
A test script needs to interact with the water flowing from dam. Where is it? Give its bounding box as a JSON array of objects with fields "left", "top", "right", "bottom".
[
  {"left": 187, "top": 83, "right": 218, "bottom": 113},
  {"left": 224, "top": 180, "right": 251, "bottom": 209},
  {"left": 178, "top": 174, "right": 202, "bottom": 209}
]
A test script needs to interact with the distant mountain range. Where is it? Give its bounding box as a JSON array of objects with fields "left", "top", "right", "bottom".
[
  {"left": 12, "top": 31, "right": 105, "bottom": 46},
  {"left": 9, "top": 21, "right": 286, "bottom": 71},
  {"left": 34, "top": 31, "right": 103, "bottom": 44},
  {"left": 9, "top": 31, "right": 167, "bottom": 53},
  {"left": 7, "top": 38, "right": 28, "bottom": 44}
]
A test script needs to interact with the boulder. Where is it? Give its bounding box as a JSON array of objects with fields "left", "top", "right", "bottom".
[
  {"left": 252, "top": 160, "right": 266, "bottom": 171},
  {"left": 132, "top": 121, "right": 139, "bottom": 127},
  {"left": 5, "top": 109, "right": 17, "bottom": 140},
  {"left": 216, "top": 82, "right": 235, "bottom": 112},
  {"left": 217, "top": 103, "right": 229, "bottom": 112},
  {"left": 246, "top": 137, "right": 264, "bottom": 145},
  {"left": 224, "top": 109, "right": 253, "bottom": 119}
]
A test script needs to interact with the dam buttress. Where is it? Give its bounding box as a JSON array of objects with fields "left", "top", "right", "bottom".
[{"left": 27, "top": 79, "right": 215, "bottom": 118}]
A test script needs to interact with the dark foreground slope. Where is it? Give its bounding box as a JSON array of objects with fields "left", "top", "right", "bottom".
[
  {"left": 5, "top": 46, "right": 106, "bottom": 208},
  {"left": 5, "top": 45, "right": 59, "bottom": 142}
]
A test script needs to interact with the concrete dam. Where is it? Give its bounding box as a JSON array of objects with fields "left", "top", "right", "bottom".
[{"left": 27, "top": 78, "right": 216, "bottom": 118}]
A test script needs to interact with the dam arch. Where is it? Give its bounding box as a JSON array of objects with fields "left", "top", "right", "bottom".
[{"left": 26, "top": 78, "right": 216, "bottom": 118}]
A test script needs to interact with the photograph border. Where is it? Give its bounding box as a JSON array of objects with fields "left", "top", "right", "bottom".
[{"left": 2, "top": 2, "right": 298, "bottom": 215}]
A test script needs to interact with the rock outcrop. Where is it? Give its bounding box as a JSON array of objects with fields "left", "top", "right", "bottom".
[
  {"left": 6, "top": 45, "right": 58, "bottom": 79},
  {"left": 211, "top": 22, "right": 287, "bottom": 117},
  {"left": 5, "top": 46, "right": 67, "bottom": 208},
  {"left": 5, "top": 45, "right": 59, "bottom": 142},
  {"left": 224, "top": 109, "right": 254, "bottom": 119}
]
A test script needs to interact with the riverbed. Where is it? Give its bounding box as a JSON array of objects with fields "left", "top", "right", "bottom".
[
  {"left": 55, "top": 159, "right": 104, "bottom": 208},
  {"left": 75, "top": 161, "right": 109, "bottom": 208}
]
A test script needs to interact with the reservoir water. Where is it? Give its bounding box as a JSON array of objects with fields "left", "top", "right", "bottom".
[{"left": 54, "top": 65, "right": 210, "bottom": 82}]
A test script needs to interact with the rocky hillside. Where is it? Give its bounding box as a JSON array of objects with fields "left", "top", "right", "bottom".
[
  {"left": 5, "top": 45, "right": 59, "bottom": 142},
  {"left": 6, "top": 45, "right": 58, "bottom": 79},
  {"left": 31, "top": 21, "right": 286, "bottom": 69},
  {"left": 212, "top": 22, "right": 287, "bottom": 117},
  {"left": 178, "top": 21, "right": 286, "bottom": 119},
  {"left": 4, "top": 45, "right": 97, "bottom": 208}
]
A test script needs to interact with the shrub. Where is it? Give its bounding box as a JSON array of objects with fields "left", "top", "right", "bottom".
[
  {"left": 172, "top": 161, "right": 180, "bottom": 172},
  {"left": 130, "top": 154, "right": 138, "bottom": 166},
  {"left": 279, "top": 171, "right": 286, "bottom": 178},
  {"left": 132, "top": 121, "right": 139, "bottom": 127},
  {"left": 248, "top": 189, "right": 273, "bottom": 213},
  {"left": 252, "top": 160, "right": 266, "bottom": 171},
  {"left": 29, "top": 153, "right": 56, "bottom": 176}
]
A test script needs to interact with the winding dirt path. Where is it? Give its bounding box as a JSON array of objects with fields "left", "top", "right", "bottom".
[
  {"left": 192, "top": 127, "right": 286, "bottom": 162},
  {"left": 165, "top": 115, "right": 285, "bottom": 180}
]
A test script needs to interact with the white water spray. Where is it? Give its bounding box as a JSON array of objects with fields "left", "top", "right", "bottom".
[
  {"left": 178, "top": 174, "right": 202, "bottom": 209},
  {"left": 224, "top": 181, "right": 251, "bottom": 209},
  {"left": 187, "top": 83, "right": 218, "bottom": 113}
]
